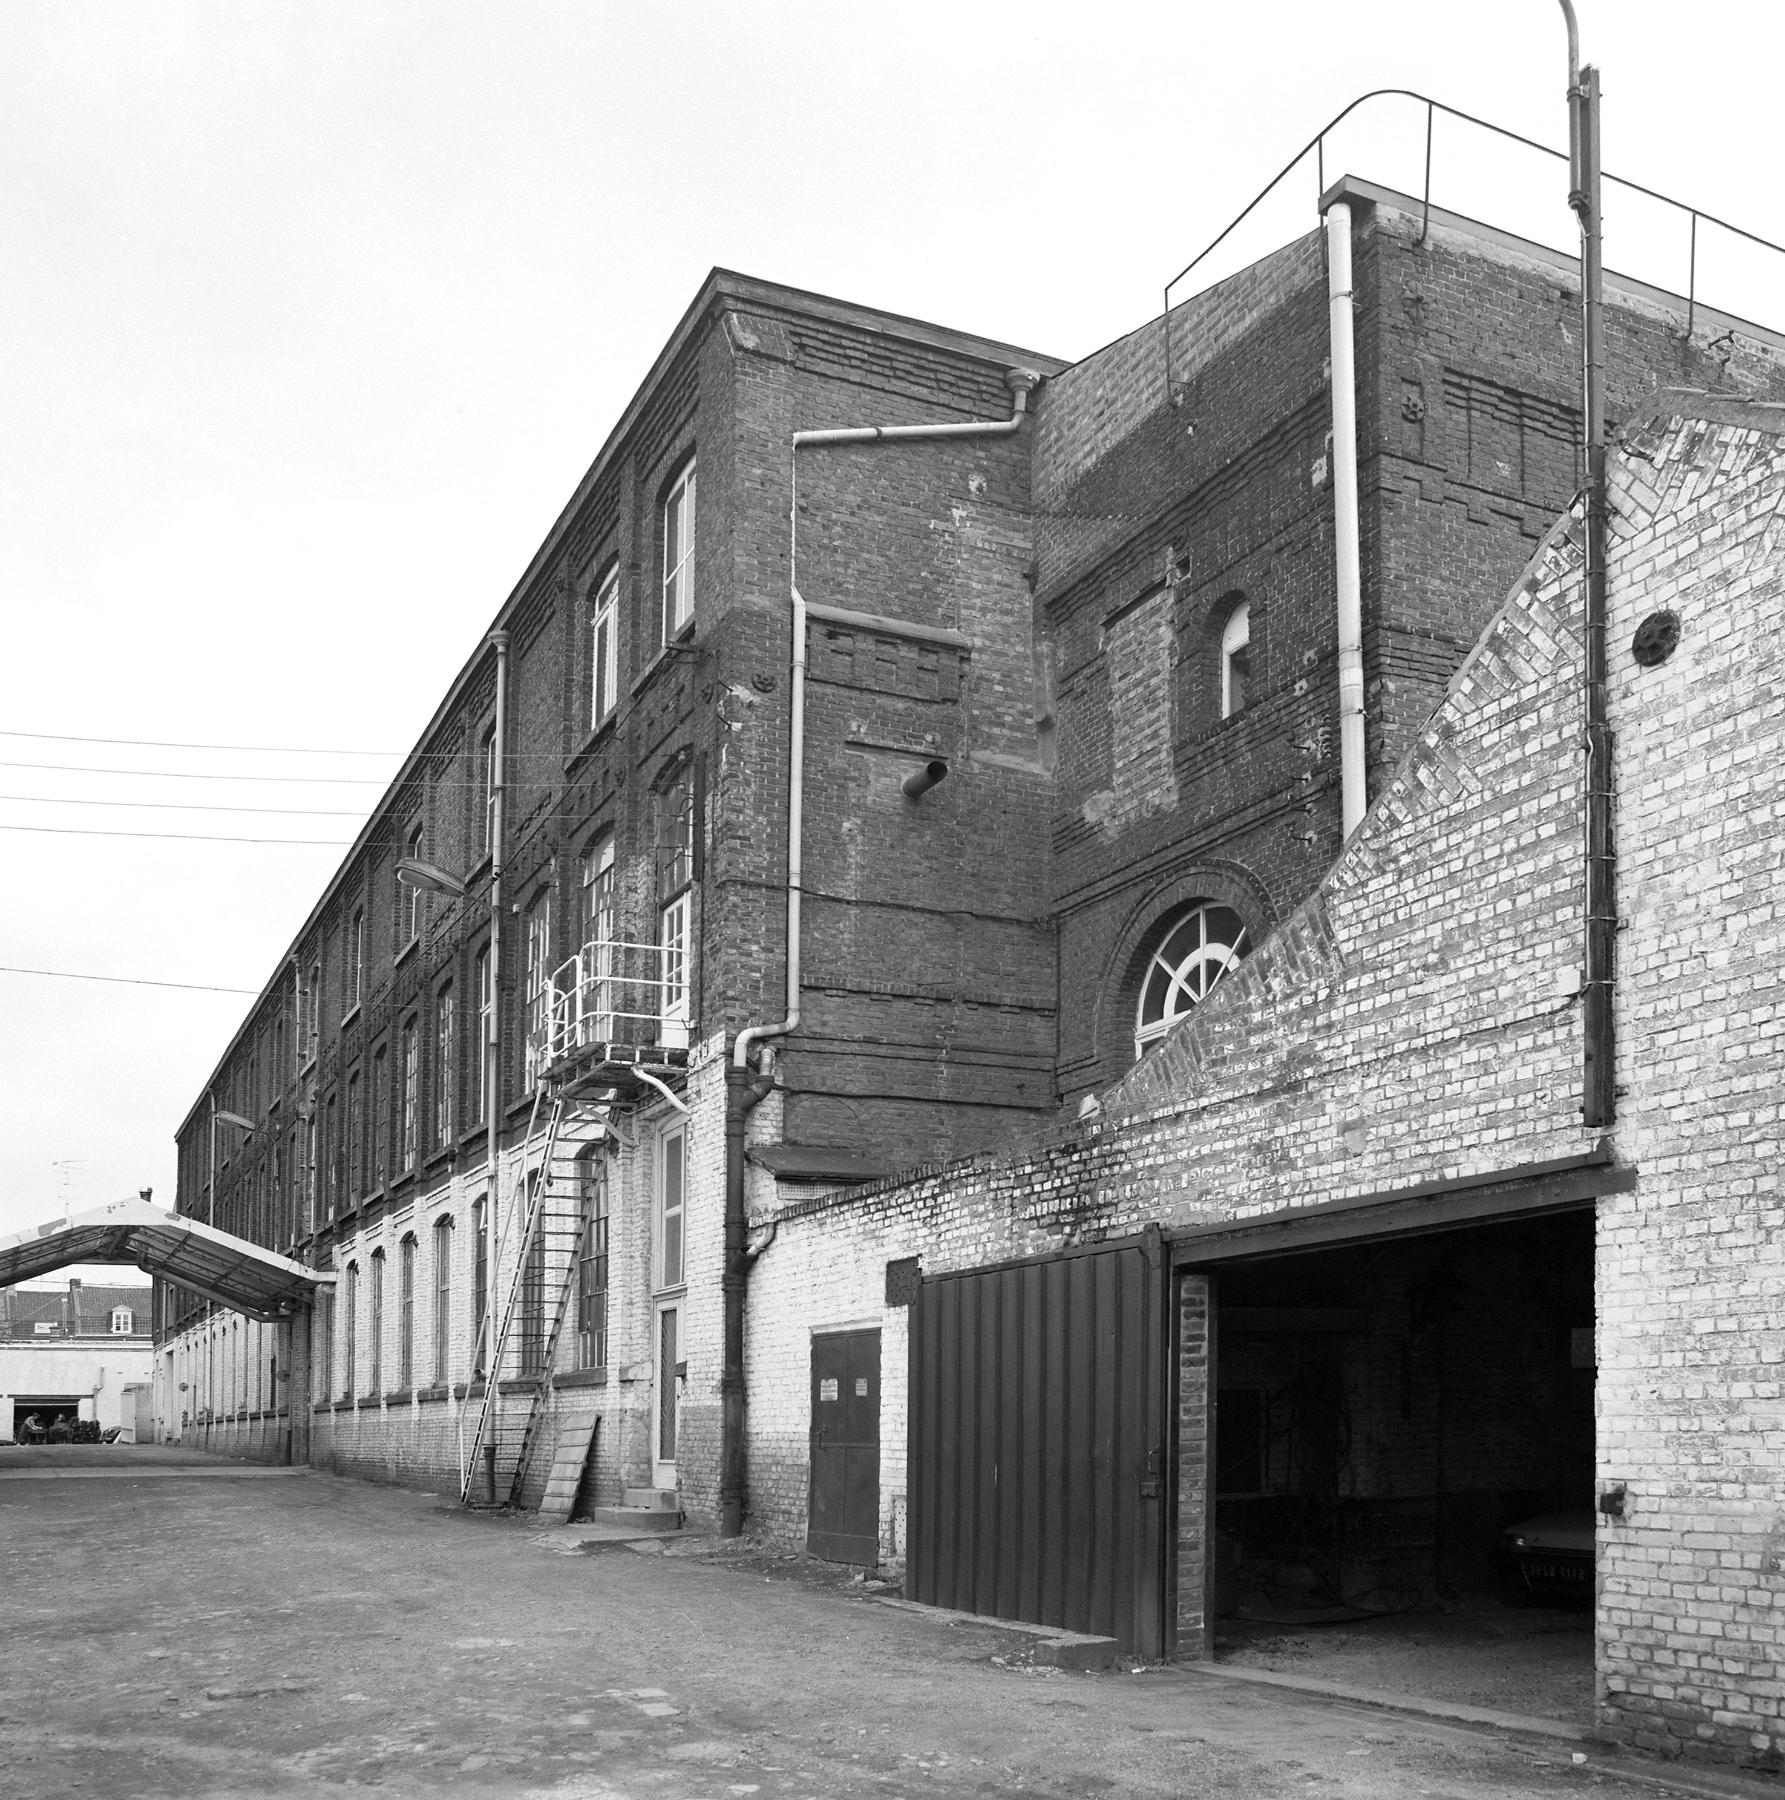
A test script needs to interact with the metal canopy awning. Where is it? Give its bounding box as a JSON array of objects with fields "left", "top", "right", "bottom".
[{"left": 0, "top": 1197, "right": 332, "bottom": 1323}]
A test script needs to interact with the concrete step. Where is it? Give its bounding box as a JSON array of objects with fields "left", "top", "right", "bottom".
[
  {"left": 622, "top": 1487, "right": 679, "bottom": 1511},
  {"left": 589, "top": 1503, "right": 683, "bottom": 1533}
]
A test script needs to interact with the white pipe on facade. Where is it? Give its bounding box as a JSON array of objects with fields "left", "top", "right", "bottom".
[
  {"left": 485, "top": 628, "right": 509, "bottom": 1353},
  {"left": 1325, "top": 200, "right": 1368, "bottom": 839},
  {"left": 732, "top": 370, "right": 1038, "bottom": 1072}
]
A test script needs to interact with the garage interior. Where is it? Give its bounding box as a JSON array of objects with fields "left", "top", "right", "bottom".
[{"left": 1204, "top": 1208, "right": 1595, "bottom": 1719}]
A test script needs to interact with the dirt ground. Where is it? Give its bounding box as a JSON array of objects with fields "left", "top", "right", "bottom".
[
  {"left": 1217, "top": 1599, "right": 1595, "bottom": 1724},
  {"left": 0, "top": 1445, "right": 1754, "bottom": 1800}
]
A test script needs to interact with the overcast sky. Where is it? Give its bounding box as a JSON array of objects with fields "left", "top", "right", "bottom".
[{"left": 3, "top": 0, "right": 1781, "bottom": 1250}]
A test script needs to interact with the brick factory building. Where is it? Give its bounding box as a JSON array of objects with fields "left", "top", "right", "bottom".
[{"left": 159, "top": 179, "right": 1785, "bottom": 1766}]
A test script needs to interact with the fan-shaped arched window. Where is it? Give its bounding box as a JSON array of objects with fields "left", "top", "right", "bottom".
[{"left": 1134, "top": 902, "right": 1247, "bottom": 1058}]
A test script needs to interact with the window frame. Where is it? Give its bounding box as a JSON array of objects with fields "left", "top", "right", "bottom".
[
  {"left": 523, "top": 889, "right": 554, "bottom": 1091},
  {"left": 431, "top": 1215, "right": 453, "bottom": 1385},
  {"left": 342, "top": 1261, "right": 359, "bottom": 1399},
  {"left": 399, "top": 1016, "right": 419, "bottom": 1172},
  {"left": 591, "top": 563, "right": 619, "bottom": 728},
  {"left": 400, "top": 821, "right": 425, "bottom": 949},
  {"left": 1220, "top": 599, "right": 1251, "bottom": 720},
  {"left": 1133, "top": 901, "right": 1248, "bottom": 1059},
  {"left": 398, "top": 1232, "right": 416, "bottom": 1392},
  {"left": 660, "top": 459, "right": 696, "bottom": 643},
  {"left": 655, "top": 1123, "right": 686, "bottom": 1293},
  {"left": 346, "top": 907, "right": 365, "bottom": 1018},
  {"left": 434, "top": 985, "right": 455, "bottom": 1147},
  {"left": 577, "top": 1151, "right": 610, "bottom": 1371},
  {"left": 473, "top": 945, "right": 492, "bottom": 1126},
  {"left": 368, "top": 1246, "right": 385, "bottom": 1394}
]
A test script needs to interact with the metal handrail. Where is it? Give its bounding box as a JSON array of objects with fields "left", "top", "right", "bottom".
[
  {"left": 540, "top": 937, "right": 688, "bottom": 1066},
  {"left": 1161, "top": 88, "right": 1785, "bottom": 392}
]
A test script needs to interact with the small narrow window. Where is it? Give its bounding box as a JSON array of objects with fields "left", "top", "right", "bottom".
[
  {"left": 110, "top": 1307, "right": 133, "bottom": 1334},
  {"left": 524, "top": 891, "right": 554, "bottom": 1090},
  {"left": 473, "top": 947, "right": 491, "bottom": 1125},
  {"left": 371, "top": 1044, "right": 389, "bottom": 1190},
  {"left": 591, "top": 565, "right": 618, "bottom": 726},
  {"left": 661, "top": 460, "right": 696, "bottom": 642},
  {"left": 368, "top": 1247, "right": 385, "bottom": 1393},
  {"left": 472, "top": 1197, "right": 489, "bottom": 1377},
  {"left": 431, "top": 1216, "right": 453, "bottom": 1384},
  {"left": 398, "top": 1233, "right": 416, "bottom": 1391},
  {"left": 400, "top": 1017, "right": 418, "bottom": 1170},
  {"left": 345, "top": 1072, "right": 363, "bottom": 1200},
  {"left": 659, "top": 892, "right": 690, "bottom": 1048},
  {"left": 520, "top": 1172, "right": 546, "bottom": 1376},
  {"left": 348, "top": 908, "right": 365, "bottom": 1015},
  {"left": 343, "top": 1261, "right": 359, "bottom": 1398},
  {"left": 401, "top": 822, "right": 425, "bottom": 946},
  {"left": 656, "top": 1126, "right": 685, "bottom": 1291},
  {"left": 434, "top": 986, "right": 455, "bottom": 1147},
  {"left": 578, "top": 1154, "right": 610, "bottom": 1370},
  {"left": 480, "top": 725, "right": 498, "bottom": 857},
  {"left": 1220, "top": 600, "right": 1250, "bottom": 719}
]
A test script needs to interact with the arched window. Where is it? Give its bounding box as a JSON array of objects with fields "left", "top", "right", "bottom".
[
  {"left": 1220, "top": 600, "right": 1250, "bottom": 718},
  {"left": 1134, "top": 902, "right": 1248, "bottom": 1058},
  {"left": 343, "top": 1261, "right": 359, "bottom": 1398},
  {"left": 431, "top": 1215, "right": 453, "bottom": 1385}
]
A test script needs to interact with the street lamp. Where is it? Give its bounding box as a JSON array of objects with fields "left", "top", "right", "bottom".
[
  {"left": 395, "top": 858, "right": 468, "bottom": 898},
  {"left": 208, "top": 1101, "right": 255, "bottom": 1228}
]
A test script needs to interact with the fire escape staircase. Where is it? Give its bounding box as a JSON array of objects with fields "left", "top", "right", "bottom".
[{"left": 458, "top": 1087, "right": 606, "bottom": 1509}]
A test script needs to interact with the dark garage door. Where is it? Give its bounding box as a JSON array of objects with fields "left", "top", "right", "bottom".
[{"left": 907, "top": 1234, "right": 1170, "bottom": 1656}]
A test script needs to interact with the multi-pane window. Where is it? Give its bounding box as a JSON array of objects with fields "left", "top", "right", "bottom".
[
  {"left": 317, "top": 1291, "right": 333, "bottom": 1400},
  {"left": 591, "top": 565, "right": 618, "bottom": 727},
  {"left": 472, "top": 1197, "right": 489, "bottom": 1377},
  {"left": 577, "top": 1155, "right": 609, "bottom": 1370},
  {"left": 520, "top": 1172, "right": 546, "bottom": 1376},
  {"left": 371, "top": 1044, "right": 389, "bottom": 1190},
  {"left": 524, "top": 892, "right": 553, "bottom": 1089},
  {"left": 304, "top": 961, "right": 321, "bottom": 1063},
  {"left": 345, "top": 1073, "right": 363, "bottom": 1200},
  {"left": 398, "top": 1234, "right": 416, "bottom": 1391},
  {"left": 1134, "top": 902, "right": 1248, "bottom": 1058},
  {"left": 661, "top": 460, "right": 696, "bottom": 642},
  {"left": 368, "top": 1247, "right": 385, "bottom": 1393},
  {"left": 110, "top": 1307, "right": 133, "bottom": 1334},
  {"left": 480, "top": 726, "right": 498, "bottom": 858},
  {"left": 401, "top": 822, "right": 424, "bottom": 946},
  {"left": 659, "top": 893, "right": 690, "bottom": 1047},
  {"left": 656, "top": 1126, "right": 685, "bottom": 1291},
  {"left": 435, "top": 987, "right": 455, "bottom": 1146},
  {"left": 473, "top": 947, "right": 491, "bottom": 1125},
  {"left": 1220, "top": 599, "right": 1250, "bottom": 719},
  {"left": 348, "top": 909, "right": 365, "bottom": 1015},
  {"left": 343, "top": 1262, "right": 359, "bottom": 1397},
  {"left": 657, "top": 774, "right": 694, "bottom": 1047},
  {"left": 431, "top": 1216, "right": 453, "bottom": 1385},
  {"left": 400, "top": 1017, "right": 418, "bottom": 1170},
  {"left": 579, "top": 836, "right": 618, "bottom": 1042}
]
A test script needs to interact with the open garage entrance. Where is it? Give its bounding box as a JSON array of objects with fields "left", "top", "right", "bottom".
[{"left": 1175, "top": 1154, "right": 1620, "bottom": 1725}]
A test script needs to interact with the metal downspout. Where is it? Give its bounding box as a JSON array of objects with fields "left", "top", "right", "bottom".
[
  {"left": 483, "top": 627, "right": 510, "bottom": 1503},
  {"left": 1324, "top": 200, "right": 1368, "bottom": 838},
  {"left": 1561, "top": 4, "right": 1615, "bottom": 1127},
  {"left": 717, "top": 368, "right": 1040, "bottom": 1538}
]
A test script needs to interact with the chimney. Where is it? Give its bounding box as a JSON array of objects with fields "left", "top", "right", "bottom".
[{"left": 68, "top": 1277, "right": 82, "bottom": 1337}]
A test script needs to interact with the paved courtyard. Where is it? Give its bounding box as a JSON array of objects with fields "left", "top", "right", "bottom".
[{"left": 0, "top": 1445, "right": 1760, "bottom": 1799}]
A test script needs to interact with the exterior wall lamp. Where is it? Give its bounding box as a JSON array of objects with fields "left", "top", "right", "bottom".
[{"left": 395, "top": 858, "right": 469, "bottom": 898}]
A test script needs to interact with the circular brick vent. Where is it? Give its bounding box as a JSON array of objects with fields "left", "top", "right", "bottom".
[{"left": 1631, "top": 610, "right": 1681, "bottom": 667}]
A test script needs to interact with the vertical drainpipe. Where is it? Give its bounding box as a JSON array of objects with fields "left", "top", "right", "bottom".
[
  {"left": 1324, "top": 200, "right": 1368, "bottom": 839},
  {"left": 718, "top": 371, "right": 1040, "bottom": 1538},
  {"left": 484, "top": 627, "right": 510, "bottom": 1504},
  {"left": 1563, "top": 15, "right": 1615, "bottom": 1129}
]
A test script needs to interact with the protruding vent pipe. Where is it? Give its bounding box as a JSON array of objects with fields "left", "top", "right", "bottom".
[
  {"left": 1324, "top": 200, "right": 1368, "bottom": 840},
  {"left": 902, "top": 759, "right": 950, "bottom": 800}
]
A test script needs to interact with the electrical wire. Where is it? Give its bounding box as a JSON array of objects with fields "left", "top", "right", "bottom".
[
  {"left": 0, "top": 728, "right": 399, "bottom": 756},
  {"left": 0, "top": 964, "right": 258, "bottom": 996},
  {"left": 0, "top": 823, "right": 350, "bottom": 845},
  {"left": 0, "top": 759, "right": 390, "bottom": 786},
  {"left": 0, "top": 793, "right": 367, "bottom": 817}
]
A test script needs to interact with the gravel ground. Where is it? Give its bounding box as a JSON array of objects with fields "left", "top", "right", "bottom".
[{"left": 0, "top": 1445, "right": 1756, "bottom": 1800}]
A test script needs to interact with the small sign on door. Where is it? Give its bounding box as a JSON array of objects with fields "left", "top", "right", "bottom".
[
  {"left": 855, "top": 1378, "right": 869, "bottom": 1397},
  {"left": 819, "top": 1378, "right": 839, "bottom": 1402}
]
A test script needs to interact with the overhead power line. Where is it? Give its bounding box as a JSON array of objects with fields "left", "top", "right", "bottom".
[
  {"left": 0, "top": 793, "right": 366, "bottom": 817},
  {"left": 0, "top": 964, "right": 259, "bottom": 996},
  {"left": 0, "top": 823, "right": 350, "bottom": 845},
  {"left": 0, "top": 759, "right": 391, "bottom": 786},
  {"left": 0, "top": 728, "right": 401, "bottom": 756}
]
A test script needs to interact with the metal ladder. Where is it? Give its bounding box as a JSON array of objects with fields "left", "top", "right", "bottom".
[
  {"left": 459, "top": 1088, "right": 599, "bottom": 1504},
  {"left": 504, "top": 1098, "right": 608, "bottom": 1506}
]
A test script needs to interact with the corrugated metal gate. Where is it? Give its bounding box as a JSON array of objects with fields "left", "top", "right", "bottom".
[{"left": 907, "top": 1232, "right": 1171, "bottom": 1657}]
